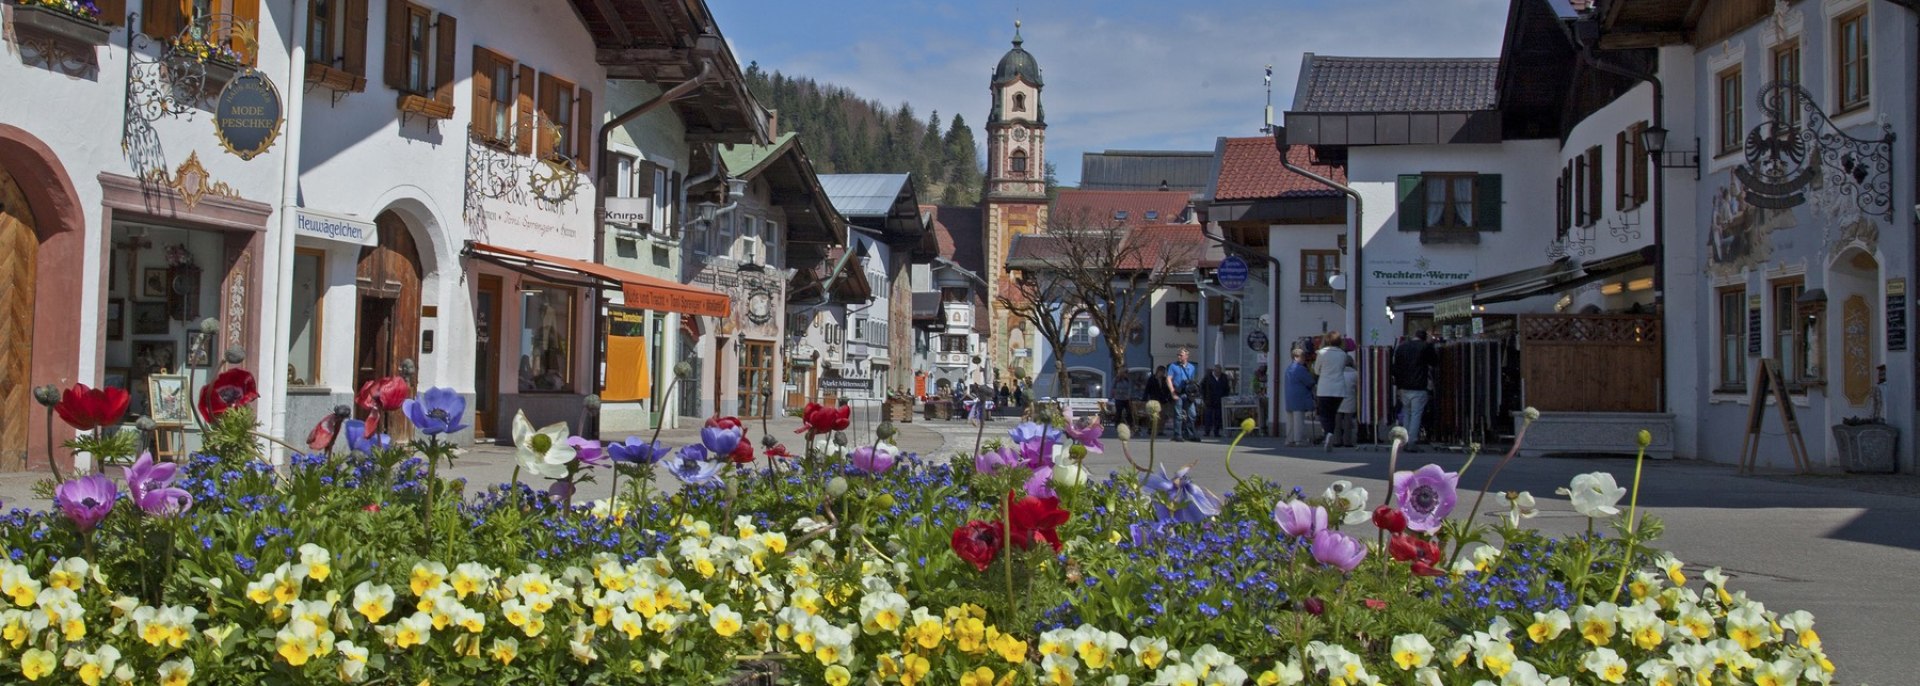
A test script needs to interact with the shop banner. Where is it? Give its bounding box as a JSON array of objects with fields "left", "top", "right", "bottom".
[{"left": 294, "top": 209, "right": 377, "bottom": 246}]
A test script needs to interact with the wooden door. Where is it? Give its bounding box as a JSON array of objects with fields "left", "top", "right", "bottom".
[
  {"left": 474, "top": 275, "right": 502, "bottom": 438},
  {"left": 0, "top": 168, "right": 36, "bottom": 470},
  {"left": 356, "top": 211, "right": 422, "bottom": 437},
  {"left": 739, "top": 340, "right": 772, "bottom": 418}
]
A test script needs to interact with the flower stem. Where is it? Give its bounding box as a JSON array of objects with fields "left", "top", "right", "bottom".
[
  {"left": 1001, "top": 495, "right": 1016, "bottom": 623},
  {"left": 1607, "top": 442, "right": 1650, "bottom": 603},
  {"left": 423, "top": 436, "right": 439, "bottom": 552},
  {"left": 1462, "top": 417, "right": 1536, "bottom": 541},
  {"left": 43, "top": 407, "right": 65, "bottom": 483}
]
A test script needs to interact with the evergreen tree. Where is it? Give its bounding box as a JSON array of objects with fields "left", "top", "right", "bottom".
[
  {"left": 943, "top": 113, "right": 981, "bottom": 205},
  {"left": 918, "top": 110, "right": 944, "bottom": 199},
  {"left": 1044, "top": 161, "right": 1061, "bottom": 201}
]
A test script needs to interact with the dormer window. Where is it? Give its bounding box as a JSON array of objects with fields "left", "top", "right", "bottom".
[
  {"left": 1145, "top": 210, "right": 1158, "bottom": 221},
  {"left": 1114, "top": 210, "right": 1128, "bottom": 221},
  {"left": 1013, "top": 93, "right": 1027, "bottom": 112}
]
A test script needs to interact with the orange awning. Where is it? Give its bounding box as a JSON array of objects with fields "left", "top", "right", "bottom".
[{"left": 466, "top": 242, "right": 730, "bottom": 318}]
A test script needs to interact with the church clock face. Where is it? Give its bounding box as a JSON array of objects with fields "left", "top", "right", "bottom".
[{"left": 1011, "top": 127, "right": 1028, "bottom": 142}]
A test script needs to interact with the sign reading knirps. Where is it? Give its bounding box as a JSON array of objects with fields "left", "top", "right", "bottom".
[
  {"left": 293, "top": 209, "right": 377, "bottom": 246},
  {"left": 214, "top": 70, "right": 284, "bottom": 160},
  {"left": 1216, "top": 255, "right": 1249, "bottom": 291}
]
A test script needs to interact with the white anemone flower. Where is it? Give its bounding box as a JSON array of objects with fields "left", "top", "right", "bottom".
[
  {"left": 1556, "top": 472, "right": 1627, "bottom": 519},
  {"left": 512, "top": 410, "right": 577, "bottom": 479}
]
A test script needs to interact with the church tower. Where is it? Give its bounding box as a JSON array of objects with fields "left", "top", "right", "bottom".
[{"left": 982, "top": 21, "right": 1049, "bottom": 384}]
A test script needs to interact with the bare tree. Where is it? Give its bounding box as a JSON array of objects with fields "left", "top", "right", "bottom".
[
  {"left": 1048, "top": 209, "right": 1198, "bottom": 392},
  {"left": 1000, "top": 245, "right": 1082, "bottom": 399}
]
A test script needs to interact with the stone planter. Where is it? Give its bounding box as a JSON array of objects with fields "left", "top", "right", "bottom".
[
  {"left": 1516, "top": 411, "right": 1675, "bottom": 459},
  {"left": 1833, "top": 423, "right": 1898, "bottom": 474}
]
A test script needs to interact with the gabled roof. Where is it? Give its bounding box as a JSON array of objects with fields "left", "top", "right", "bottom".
[
  {"left": 716, "top": 132, "right": 846, "bottom": 262},
  {"left": 718, "top": 132, "right": 797, "bottom": 178},
  {"left": 1079, "top": 150, "right": 1215, "bottom": 193},
  {"left": 568, "top": 0, "right": 768, "bottom": 143},
  {"left": 1051, "top": 190, "right": 1190, "bottom": 228},
  {"left": 1291, "top": 53, "right": 1500, "bottom": 113},
  {"left": 920, "top": 205, "right": 986, "bottom": 277},
  {"left": 1210, "top": 137, "right": 1346, "bottom": 201},
  {"left": 820, "top": 174, "right": 924, "bottom": 243}
]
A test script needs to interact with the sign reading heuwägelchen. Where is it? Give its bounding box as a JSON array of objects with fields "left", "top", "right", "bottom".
[{"left": 214, "top": 70, "right": 284, "bottom": 160}]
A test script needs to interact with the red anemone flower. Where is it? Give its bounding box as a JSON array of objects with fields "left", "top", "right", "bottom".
[
  {"left": 1388, "top": 533, "right": 1445, "bottom": 576},
  {"left": 729, "top": 440, "right": 755, "bottom": 464},
  {"left": 306, "top": 413, "right": 345, "bottom": 451},
  {"left": 951, "top": 520, "right": 1004, "bottom": 571},
  {"left": 54, "top": 383, "right": 131, "bottom": 431},
  {"left": 706, "top": 416, "right": 745, "bottom": 432},
  {"left": 1007, "top": 492, "right": 1071, "bottom": 552},
  {"left": 1372, "top": 505, "right": 1408, "bottom": 534},
  {"left": 197, "top": 368, "right": 259, "bottom": 423},
  {"left": 796, "top": 403, "right": 851, "bottom": 434},
  {"left": 355, "top": 376, "right": 410, "bottom": 437},
  {"left": 766, "top": 443, "right": 793, "bottom": 460}
]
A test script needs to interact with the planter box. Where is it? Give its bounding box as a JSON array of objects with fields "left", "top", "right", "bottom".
[
  {"left": 1833, "top": 424, "right": 1898, "bottom": 474},
  {"left": 9, "top": 4, "right": 110, "bottom": 45},
  {"left": 883, "top": 398, "right": 914, "bottom": 423},
  {"left": 1516, "top": 411, "right": 1674, "bottom": 460}
]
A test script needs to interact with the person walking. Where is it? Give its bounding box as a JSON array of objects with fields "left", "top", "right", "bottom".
[
  {"left": 1167, "top": 348, "right": 1200, "bottom": 442},
  {"left": 1112, "top": 374, "right": 1136, "bottom": 428},
  {"left": 1312, "top": 332, "right": 1351, "bottom": 452},
  {"left": 1145, "top": 364, "right": 1173, "bottom": 437},
  {"left": 1284, "top": 349, "right": 1317, "bottom": 446},
  {"left": 1202, "top": 365, "right": 1230, "bottom": 437},
  {"left": 1336, "top": 358, "right": 1359, "bottom": 447},
  {"left": 1391, "top": 330, "right": 1439, "bottom": 451}
]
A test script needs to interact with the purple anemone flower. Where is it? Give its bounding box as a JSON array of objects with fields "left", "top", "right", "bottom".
[
  {"left": 1392, "top": 464, "right": 1460, "bottom": 533},
  {"left": 402, "top": 387, "right": 469, "bottom": 436},
  {"left": 700, "top": 426, "right": 743, "bottom": 456},
  {"left": 55, "top": 474, "right": 117, "bottom": 533},
  {"left": 1024, "top": 465, "right": 1055, "bottom": 498},
  {"left": 1143, "top": 466, "right": 1222, "bottom": 524},
  {"left": 1017, "top": 438, "right": 1059, "bottom": 469},
  {"left": 607, "top": 437, "right": 670, "bottom": 467},
  {"left": 1008, "top": 422, "right": 1063, "bottom": 447},
  {"left": 569, "top": 437, "right": 606, "bottom": 467},
  {"left": 1063, "top": 416, "right": 1105, "bottom": 453},
  {"left": 974, "top": 446, "right": 1018, "bottom": 475},
  {"left": 1273, "top": 499, "right": 1328, "bottom": 539},
  {"left": 342, "top": 419, "right": 390, "bottom": 453},
  {"left": 664, "top": 449, "right": 725, "bottom": 486},
  {"left": 126, "top": 452, "right": 191, "bottom": 517},
  {"left": 849, "top": 445, "right": 898, "bottom": 475},
  {"left": 1310, "top": 530, "right": 1369, "bottom": 572}
]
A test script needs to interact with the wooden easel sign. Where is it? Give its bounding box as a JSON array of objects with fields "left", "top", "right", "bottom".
[{"left": 1738, "top": 359, "right": 1812, "bottom": 474}]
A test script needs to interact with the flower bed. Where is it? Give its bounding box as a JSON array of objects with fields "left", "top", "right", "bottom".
[{"left": 4, "top": 377, "right": 1838, "bottom": 684}]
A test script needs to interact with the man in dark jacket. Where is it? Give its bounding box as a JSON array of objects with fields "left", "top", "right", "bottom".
[
  {"left": 1390, "top": 330, "right": 1440, "bottom": 450},
  {"left": 1201, "top": 366, "right": 1230, "bottom": 437}
]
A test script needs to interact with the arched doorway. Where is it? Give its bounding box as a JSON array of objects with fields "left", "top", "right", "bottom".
[
  {"left": 0, "top": 167, "right": 37, "bottom": 466},
  {"left": 356, "top": 211, "right": 422, "bottom": 430}
]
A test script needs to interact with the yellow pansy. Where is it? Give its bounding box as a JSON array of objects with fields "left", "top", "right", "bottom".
[
  {"left": 20, "top": 648, "right": 54, "bottom": 680},
  {"left": 709, "top": 604, "right": 742, "bottom": 638},
  {"left": 490, "top": 637, "right": 519, "bottom": 665},
  {"left": 824, "top": 665, "right": 851, "bottom": 686},
  {"left": 900, "top": 654, "right": 932, "bottom": 686}
]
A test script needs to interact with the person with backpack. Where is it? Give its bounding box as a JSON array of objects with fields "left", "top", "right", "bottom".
[{"left": 1166, "top": 348, "right": 1200, "bottom": 442}]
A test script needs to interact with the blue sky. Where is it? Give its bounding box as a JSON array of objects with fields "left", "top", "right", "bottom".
[{"left": 710, "top": 0, "right": 1512, "bottom": 187}]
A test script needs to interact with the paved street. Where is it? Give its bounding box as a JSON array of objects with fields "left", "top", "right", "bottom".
[{"left": 3, "top": 415, "right": 1912, "bottom": 683}]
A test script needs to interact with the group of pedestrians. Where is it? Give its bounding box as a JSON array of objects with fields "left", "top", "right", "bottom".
[
  {"left": 1118, "top": 347, "right": 1234, "bottom": 442},
  {"left": 1280, "top": 330, "right": 1439, "bottom": 452}
]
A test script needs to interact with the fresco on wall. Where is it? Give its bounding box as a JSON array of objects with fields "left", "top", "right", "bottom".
[{"left": 1706, "top": 175, "right": 1797, "bottom": 277}]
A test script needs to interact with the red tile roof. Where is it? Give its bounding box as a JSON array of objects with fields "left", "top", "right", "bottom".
[
  {"left": 1051, "top": 190, "right": 1191, "bottom": 228},
  {"left": 1213, "top": 137, "right": 1347, "bottom": 201},
  {"left": 1119, "top": 224, "right": 1206, "bottom": 270}
]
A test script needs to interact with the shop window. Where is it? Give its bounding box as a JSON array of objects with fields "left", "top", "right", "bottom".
[
  {"left": 1718, "top": 287, "right": 1747, "bottom": 390},
  {"left": 1397, "top": 173, "right": 1502, "bottom": 233},
  {"left": 385, "top": 1, "right": 456, "bottom": 119},
  {"left": 1165, "top": 302, "right": 1198, "bottom": 328},
  {"left": 1772, "top": 40, "right": 1802, "bottom": 127},
  {"left": 470, "top": 47, "right": 519, "bottom": 147},
  {"left": 1717, "top": 68, "right": 1742, "bottom": 156},
  {"left": 287, "top": 249, "right": 325, "bottom": 386},
  {"left": 1301, "top": 249, "right": 1339, "bottom": 295},
  {"left": 519, "top": 283, "right": 575, "bottom": 392},
  {"left": 305, "top": 0, "right": 368, "bottom": 91},
  {"left": 1834, "top": 9, "right": 1869, "bottom": 113}
]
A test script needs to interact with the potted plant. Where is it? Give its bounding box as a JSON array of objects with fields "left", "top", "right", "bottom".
[{"left": 9, "top": 0, "right": 112, "bottom": 49}]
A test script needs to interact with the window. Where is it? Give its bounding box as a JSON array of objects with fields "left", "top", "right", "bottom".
[
  {"left": 941, "top": 335, "right": 968, "bottom": 353},
  {"left": 1165, "top": 301, "right": 1198, "bottom": 328},
  {"left": 942, "top": 287, "right": 969, "bottom": 303},
  {"left": 738, "top": 341, "right": 774, "bottom": 418},
  {"left": 1301, "top": 249, "right": 1340, "bottom": 293},
  {"left": 519, "top": 284, "right": 576, "bottom": 392},
  {"left": 1010, "top": 150, "right": 1028, "bottom": 177},
  {"left": 306, "top": 0, "right": 371, "bottom": 81},
  {"left": 470, "top": 47, "right": 519, "bottom": 146},
  {"left": 536, "top": 73, "right": 583, "bottom": 164},
  {"left": 1144, "top": 210, "right": 1159, "bottom": 221},
  {"left": 1772, "top": 279, "right": 1813, "bottom": 388},
  {"left": 287, "top": 249, "right": 325, "bottom": 386},
  {"left": 1718, "top": 287, "right": 1747, "bottom": 390},
  {"left": 1114, "top": 210, "right": 1128, "bottom": 222},
  {"left": 1717, "top": 68, "right": 1743, "bottom": 155},
  {"left": 1069, "top": 316, "right": 1092, "bottom": 346},
  {"left": 384, "top": 1, "right": 456, "bottom": 118},
  {"left": 1424, "top": 173, "right": 1476, "bottom": 229},
  {"left": 741, "top": 216, "right": 760, "bottom": 264},
  {"left": 145, "top": 0, "right": 261, "bottom": 66},
  {"left": 1835, "top": 9, "right": 1869, "bottom": 112},
  {"left": 1772, "top": 40, "right": 1802, "bottom": 127},
  {"left": 851, "top": 317, "right": 866, "bottom": 341},
  {"left": 1013, "top": 93, "right": 1027, "bottom": 112}
]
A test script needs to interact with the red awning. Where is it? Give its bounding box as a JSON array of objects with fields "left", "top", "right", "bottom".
[{"left": 466, "top": 242, "right": 730, "bottom": 318}]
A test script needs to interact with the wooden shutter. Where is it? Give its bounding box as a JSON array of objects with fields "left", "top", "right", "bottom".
[
  {"left": 383, "top": 0, "right": 409, "bottom": 89},
  {"left": 468, "top": 46, "right": 492, "bottom": 139},
  {"left": 1614, "top": 131, "right": 1628, "bottom": 210},
  {"left": 432, "top": 12, "right": 456, "bottom": 106},
  {"left": 231, "top": 0, "right": 260, "bottom": 65},
  {"left": 1475, "top": 174, "right": 1502, "bottom": 230},
  {"left": 1396, "top": 174, "right": 1424, "bottom": 231},
  {"left": 1585, "top": 149, "right": 1602, "bottom": 224},
  {"left": 1574, "top": 158, "right": 1586, "bottom": 225},
  {"left": 574, "top": 88, "right": 593, "bottom": 173},
  {"left": 515, "top": 64, "right": 536, "bottom": 155},
  {"left": 536, "top": 73, "right": 558, "bottom": 159},
  {"left": 94, "top": 0, "right": 124, "bottom": 25},
  {"left": 1630, "top": 122, "right": 1648, "bottom": 206},
  {"left": 143, "top": 0, "right": 182, "bottom": 42},
  {"left": 342, "top": 0, "right": 369, "bottom": 77}
]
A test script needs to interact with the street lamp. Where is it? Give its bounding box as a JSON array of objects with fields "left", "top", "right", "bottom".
[{"left": 1639, "top": 124, "right": 1668, "bottom": 155}]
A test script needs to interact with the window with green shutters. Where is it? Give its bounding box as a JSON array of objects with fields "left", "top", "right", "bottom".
[{"left": 1397, "top": 173, "right": 1501, "bottom": 235}]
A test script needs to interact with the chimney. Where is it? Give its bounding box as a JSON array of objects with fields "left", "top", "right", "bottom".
[{"left": 766, "top": 109, "right": 780, "bottom": 139}]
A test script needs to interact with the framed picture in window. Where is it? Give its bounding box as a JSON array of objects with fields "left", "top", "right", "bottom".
[
  {"left": 133, "top": 340, "right": 178, "bottom": 377},
  {"left": 145, "top": 373, "right": 192, "bottom": 427},
  {"left": 107, "top": 299, "right": 126, "bottom": 341},
  {"left": 185, "top": 331, "right": 214, "bottom": 368},
  {"left": 132, "top": 301, "right": 169, "bottom": 336},
  {"left": 142, "top": 268, "right": 169, "bottom": 299}
]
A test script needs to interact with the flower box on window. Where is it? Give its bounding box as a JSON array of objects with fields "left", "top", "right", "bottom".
[
  {"left": 9, "top": 3, "right": 111, "bottom": 50},
  {"left": 306, "top": 62, "right": 365, "bottom": 93},
  {"left": 397, "top": 93, "right": 454, "bottom": 120}
]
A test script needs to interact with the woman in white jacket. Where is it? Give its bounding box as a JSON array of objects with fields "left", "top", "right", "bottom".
[{"left": 1312, "top": 332, "right": 1350, "bottom": 452}]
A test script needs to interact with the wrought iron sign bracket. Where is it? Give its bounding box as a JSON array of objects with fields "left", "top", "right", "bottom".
[{"left": 1736, "top": 81, "right": 1895, "bottom": 221}]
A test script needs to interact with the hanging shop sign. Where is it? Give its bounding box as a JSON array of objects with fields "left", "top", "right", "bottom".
[
  {"left": 1216, "top": 255, "right": 1249, "bottom": 291},
  {"left": 214, "top": 70, "right": 284, "bottom": 160},
  {"left": 1434, "top": 297, "right": 1474, "bottom": 322},
  {"left": 293, "top": 209, "right": 377, "bottom": 247},
  {"left": 1245, "top": 329, "right": 1269, "bottom": 353},
  {"left": 1888, "top": 278, "right": 1908, "bottom": 353}
]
